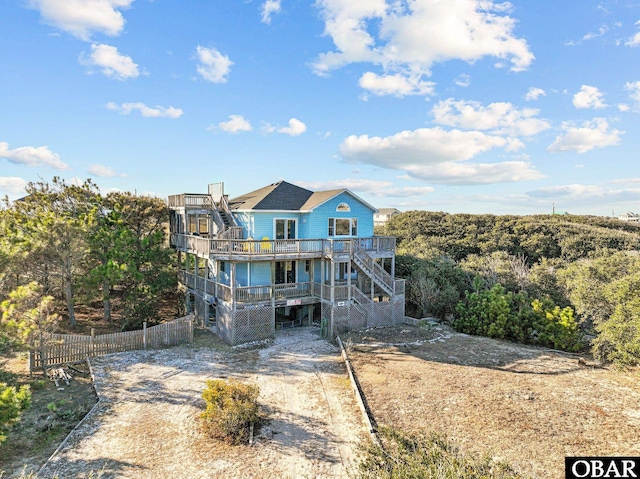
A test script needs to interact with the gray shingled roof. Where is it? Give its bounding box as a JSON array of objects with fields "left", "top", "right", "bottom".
[
  {"left": 228, "top": 181, "right": 314, "bottom": 211},
  {"left": 228, "top": 180, "right": 378, "bottom": 212}
]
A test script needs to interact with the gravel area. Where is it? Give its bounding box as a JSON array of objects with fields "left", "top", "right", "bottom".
[{"left": 38, "top": 327, "right": 367, "bottom": 479}]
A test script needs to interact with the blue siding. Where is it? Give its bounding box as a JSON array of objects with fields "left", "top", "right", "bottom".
[
  {"left": 243, "top": 212, "right": 302, "bottom": 240},
  {"left": 250, "top": 262, "right": 272, "bottom": 286},
  {"left": 306, "top": 191, "right": 374, "bottom": 238},
  {"left": 236, "top": 191, "right": 374, "bottom": 240}
]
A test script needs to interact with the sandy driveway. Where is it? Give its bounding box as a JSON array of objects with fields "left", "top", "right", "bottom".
[{"left": 38, "top": 327, "right": 367, "bottom": 479}]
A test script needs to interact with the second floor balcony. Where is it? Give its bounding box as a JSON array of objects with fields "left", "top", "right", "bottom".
[{"left": 170, "top": 233, "right": 397, "bottom": 260}]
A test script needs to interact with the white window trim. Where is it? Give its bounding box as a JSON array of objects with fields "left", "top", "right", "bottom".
[
  {"left": 273, "top": 218, "right": 297, "bottom": 240},
  {"left": 328, "top": 217, "right": 358, "bottom": 237}
]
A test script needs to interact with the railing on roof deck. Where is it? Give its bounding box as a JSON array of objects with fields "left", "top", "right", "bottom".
[{"left": 167, "top": 194, "right": 212, "bottom": 209}]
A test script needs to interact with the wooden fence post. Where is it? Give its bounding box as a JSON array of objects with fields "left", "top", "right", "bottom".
[
  {"left": 143, "top": 322, "right": 147, "bottom": 349},
  {"left": 91, "top": 328, "right": 95, "bottom": 356}
]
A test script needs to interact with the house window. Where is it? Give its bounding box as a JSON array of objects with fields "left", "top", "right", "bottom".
[
  {"left": 198, "top": 217, "right": 209, "bottom": 235},
  {"left": 275, "top": 261, "right": 296, "bottom": 284},
  {"left": 188, "top": 215, "right": 197, "bottom": 234},
  {"left": 328, "top": 218, "right": 358, "bottom": 237},
  {"left": 336, "top": 202, "right": 350, "bottom": 212},
  {"left": 275, "top": 219, "right": 296, "bottom": 239}
]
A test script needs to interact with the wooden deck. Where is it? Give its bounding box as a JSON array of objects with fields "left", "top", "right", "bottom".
[
  {"left": 171, "top": 234, "right": 396, "bottom": 260},
  {"left": 181, "top": 271, "right": 405, "bottom": 307}
]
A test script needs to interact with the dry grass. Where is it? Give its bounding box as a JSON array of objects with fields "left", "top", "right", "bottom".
[{"left": 347, "top": 324, "right": 640, "bottom": 479}]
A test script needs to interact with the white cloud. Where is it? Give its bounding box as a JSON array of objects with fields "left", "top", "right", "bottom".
[
  {"left": 29, "top": 0, "right": 133, "bottom": 40},
  {"left": 87, "top": 164, "right": 126, "bottom": 177},
  {"left": 339, "top": 127, "right": 541, "bottom": 185},
  {"left": 527, "top": 184, "right": 640, "bottom": 204},
  {"left": 278, "top": 118, "right": 307, "bottom": 136},
  {"left": 0, "top": 142, "right": 69, "bottom": 170},
  {"left": 547, "top": 118, "right": 622, "bottom": 154},
  {"left": 583, "top": 25, "right": 608, "bottom": 41},
  {"left": 454, "top": 74, "right": 471, "bottom": 87},
  {"left": 106, "top": 102, "right": 183, "bottom": 118},
  {"left": 261, "top": 0, "right": 281, "bottom": 24},
  {"left": 618, "top": 103, "right": 630, "bottom": 112},
  {"left": 196, "top": 46, "right": 232, "bottom": 83},
  {"left": 0, "top": 177, "right": 28, "bottom": 195},
  {"left": 625, "top": 21, "right": 640, "bottom": 47},
  {"left": 299, "top": 179, "right": 434, "bottom": 197},
  {"left": 217, "top": 115, "right": 253, "bottom": 133},
  {"left": 358, "top": 72, "right": 435, "bottom": 97},
  {"left": 525, "top": 87, "right": 545, "bottom": 101},
  {"left": 431, "top": 99, "right": 551, "bottom": 136},
  {"left": 80, "top": 43, "right": 139, "bottom": 80},
  {"left": 572, "top": 85, "right": 607, "bottom": 109},
  {"left": 312, "top": 0, "right": 534, "bottom": 82},
  {"left": 624, "top": 81, "right": 640, "bottom": 108}
]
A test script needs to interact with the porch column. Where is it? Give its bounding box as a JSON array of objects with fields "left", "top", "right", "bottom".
[
  {"left": 230, "top": 262, "right": 236, "bottom": 308},
  {"left": 320, "top": 259, "right": 325, "bottom": 300},
  {"left": 347, "top": 260, "right": 352, "bottom": 301},
  {"left": 391, "top": 255, "right": 396, "bottom": 293},
  {"left": 330, "top": 260, "right": 335, "bottom": 303}
]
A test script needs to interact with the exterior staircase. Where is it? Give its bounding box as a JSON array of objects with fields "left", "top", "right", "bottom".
[{"left": 351, "top": 242, "right": 395, "bottom": 297}]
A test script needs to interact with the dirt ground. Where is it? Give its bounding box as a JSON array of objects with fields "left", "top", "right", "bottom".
[
  {"left": 0, "top": 353, "right": 98, "bottom": 478},
  {"left": 344, "top": 322, "right": 640, "bottom": 479},
  {"left": 37, "top": 327, "right": 367, "bottom": 479}
]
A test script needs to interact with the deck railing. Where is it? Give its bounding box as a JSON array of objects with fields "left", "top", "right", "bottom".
[
  {"left": 181, "top": 271, "right": 402, "bottom": 306},
  {"left": 171, "top": 234, "right": 396, "bottom": 258},
  {"left": 168, "top": 194, "right": 212, "bottom": 208}
]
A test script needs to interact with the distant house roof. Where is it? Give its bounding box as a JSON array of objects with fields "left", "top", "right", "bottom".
[
  {"left": 618, "top": 212, "right": 640, "bottom": 221},
  {"left": 228, "top": 180, "right": 377, "bottom": 213},
  {"left": 375, "top": 208, "right": 401, "bottom": 216}
]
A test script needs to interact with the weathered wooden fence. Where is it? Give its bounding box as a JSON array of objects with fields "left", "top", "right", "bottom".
[{"left": 29, "top": 315, "right": 194, "bottom": 372}]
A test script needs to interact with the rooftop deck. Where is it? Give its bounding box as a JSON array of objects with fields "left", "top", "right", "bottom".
[
  {"left": 171, "top": 233, "right": 397, "bottom": 260},
  {"left": 168, "top": 193, "right": 212, "bottom": 209}
]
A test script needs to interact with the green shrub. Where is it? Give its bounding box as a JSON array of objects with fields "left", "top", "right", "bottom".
[
  {"left": 0, "top": 382, "right": 31, "bottom": 444},
  {"left": 200, "top": 379, "right": 260, "bottom": 445},
  {"left": 357, "top": 427, "right": 526, "bottom": 479},
  {"left": 531, "top": 299, "right": 582, "bottom": 352},
  {"left": 454, "top": 284, "right": 534, "bottom": 343},
  {"left": 454, "top": 284, "right": 582, "bottom": 352}
]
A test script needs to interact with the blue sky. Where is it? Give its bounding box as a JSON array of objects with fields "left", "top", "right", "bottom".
[{"left": 1, "top": 0, "right": 640, "bottom": 215}]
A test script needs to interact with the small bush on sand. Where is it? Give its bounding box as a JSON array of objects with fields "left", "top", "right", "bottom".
[
  {"left": 200, "top": 379, "right": 260, "bottom": 445},
  {"left": 357, "top": 427, "right": 527, "bottom": 479}
]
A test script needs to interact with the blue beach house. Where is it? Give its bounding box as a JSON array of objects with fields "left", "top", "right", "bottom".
[{"left": 168, "top": 181, "right": 405, "bottom": 345}]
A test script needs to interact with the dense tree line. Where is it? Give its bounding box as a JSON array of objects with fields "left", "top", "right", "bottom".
[
  {"left": 384, "top": 211, "right": 640, "bottom": 366},
  {"left": 0, "top": 178, "right": 178, "bottom": 337}
]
